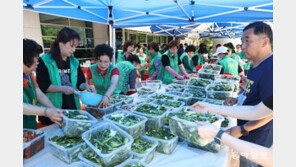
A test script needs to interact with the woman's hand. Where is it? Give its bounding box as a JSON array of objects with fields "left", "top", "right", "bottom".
[
  {"left": 47, "top": 108, "right": 63, "bottom": 126},
  {"left": 196, "top": 121, "right": 219, "bottom": 139},
  {"left": 61, "top": 86, "right": 75, "bottom": 95},
  {"left": 98, "top": 95, "right": 110, "bottom": 108},
  {"left": 79, "top": 83, "right": 96, "bottom": 93}
]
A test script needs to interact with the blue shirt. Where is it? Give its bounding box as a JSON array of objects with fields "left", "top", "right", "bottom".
[{"left": 238, "top": 55, "right": 273, "bottom": 147}]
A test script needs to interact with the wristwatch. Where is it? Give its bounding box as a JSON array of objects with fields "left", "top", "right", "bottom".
[
  {"left": 214, "top": 129, "right": 225, "bottom": 145},
  {"left": 240, "top": 125, "right": 249, "bottom": 136}
]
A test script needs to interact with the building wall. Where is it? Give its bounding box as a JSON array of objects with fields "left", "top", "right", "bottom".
[
  {"left": 23, "top": 10, "right": 43, "bottom": 47},
  {"left": 93, "top": 23, "right": 108, "bottom": 46}
]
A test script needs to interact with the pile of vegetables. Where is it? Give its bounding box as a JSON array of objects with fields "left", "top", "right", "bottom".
[
  {"left": 134, "top": 104, "right": 167, "bottom": 116},
  {"left": 88, "top": 129, "right": 129, "bottom": 154},
  {"left": 204, "top": 99, "right": 224, "bottom": 105},
  {"left": 220, "top": 75, "right": 240, "bottom": 82},
  {"left": 152, "top": 100, "right": 183, "bottom": 108},
  {"left": 207, "top": 84, "right": 233, "bottom": 92},
  {"left": 185, "top": 89, "right": 207, "bottom": 98},
  {"left": 175, "top": 109, "right": 218, "bottom": 123},
  {"left": 132, "top": 138, "right": 153, "bottom": 154},
  {"left": 221, "top": 117, "right": 229, "bottom": 128},
  {"left": 203, "top": 65, "right": 221, "bottom": 71},
  {"left": 167, "top": 84, "right": 183, "bottom": 90},
  {"left": 188, "top": 78, "right": 212, "bottom": 88},
  {"left": 82, "top": 148, "right": 102, "bottom": 166},
  {"left": 112, "top": 95, "right": 131, "bottom": 101},
  {"left": 124, "top": 163, "right": 144, "bottom": 167},
  {"left": 145, "top": 127, "right": 175, "bottom": 140},
  {"left": 150, "top": 94, "right": 175, "bottom": 100},
  {"left": 49, "top": 136, "right": 84, "bottom": 148},
  {"left": 109, "top": 112, "right": 142, "bottom": 126},
  {"left": 63, "top": 110, "right": 89, "bottom": 120}
]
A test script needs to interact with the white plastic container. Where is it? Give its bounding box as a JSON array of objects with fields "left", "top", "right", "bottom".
[
  {"left": 201, "top": 64, "right": 222, "bottom": 72},
  {"left": 203, "top": 98, "right": 225, "bottom": 105},
  {"left": 61, "top": 110, "right": 98, "bottom": 137},
  {"left": 206, "top": 83, "right": 234, "bottom": 100},
  {"left": 131, "top": 136, "right": 158, "bottom": 164},
  {"left": 148, "top": 93, "right": 177, "bottom": 101},
  {"left": 47, "top": 135, "right": 86, "bottom": 164},
  {"left": 166, "top": 91, "right": 193, "bottom": 106},
  {"left": 131, "top": 103, "right": 169, "bottom": 130},
  {"left": 169, "top": 108, "right": 223, "bottom": 146},
  {"left": 69, "top": 161, "right": 93, "bottom": 167},
  {"left": 142, "top": 80, "right": 162, "bottom": 90},
  {"left": 137, "top": 87, "right": 157, "bottom": 98},
  {"left": 198, "top": 69, "right": 220, "bottom": 80},
  {"left": 143, "top": 127, "right": 178, "bottom": 154},
  {"left": 165, "top": 83, "right": 185, "bottom": 92},
  {"left": 84, "top": 99, "right": 122, "bottom": 118},
  {"left": 103, "top": 110, "right": 147, "bottom": 138},
  {"left": 23, "top": 129, "right": 46, "bottom": 159},
  {"left": 187, "top": 78, "right": 213, "bottom": 90},
  {"left": 151, "top": 99, "right": 185, "bottom": 112},
  {"left": 187, "top": 141, "right": 221, "bottom": 153},
  {"left": 78, "top": 148, "right": 102, "bottom": 167},
  {"left": 172, "top": 78, "right": 189, "bottom": 85},
  {"left": 218, "top": 74, "right": 241, "bottom": 84},
  {"left": 184, "top": 87, "right": 207, "bottom": 99},
  {"left": 111, "top": 94, "right": 134, "bottom": 105},
  {"left": 82, "top": 122, "right": 134, "bottom": 167},
  {"left": 116, "top": 159, "right": 148, "bottom": 167}
]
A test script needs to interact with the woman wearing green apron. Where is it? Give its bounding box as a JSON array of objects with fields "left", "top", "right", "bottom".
[
  {"left": 157, "top": 40, "right": 190, "bottom": 84},
  {"left": 136, "top": 46, "right": 148, "bottom": 81},
  {"left": 236, "top": 44, "right": 251, "bottom": 75},
  {"left": 86, "top": 44, "right": 120, "bottom": 108},
  {"left": 146, "top": 42, "right": 162, "bottom": 81},
  {"left": 36, "top": 27, "right": 95, "bottom": 125},
  {"left": 116, "top": 40, "right": 135, "bottom": 64},
  {"left": 116, "top": 54, "right": 141, "bottom": 95},
  {"left": 180, "top": 45, "right": 197, "bottom": 73},
  {"left": 214, "top": 46, "right": 243, "bottom": 77},
  {"left": 23, "top": 39, "right": 63, "bottom": 129}
]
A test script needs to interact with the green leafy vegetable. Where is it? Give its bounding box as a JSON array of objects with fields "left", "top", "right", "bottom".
[
  {"left": 145, "top": 127, "right": 175, "bottom": 140},
  {"left": 207, "top": 84, "right": 233, "bottom": 91},
  {"left": 89, "top": 129, "right": 129, "bottom": 154},
  {"left": 185, "top": 89, "right": 206, "bottom": 98},
  {"left": 109, "top": 112, "right": 142, "bottom": 126},
  {"left": 150, "top": 94, "right": 175, "bottom": 100},
  {"left": 63, "top": 110, "right": 89, "bottom": 120},
  {"left": 49, "top": 136, "right": 84, "bottom": 148},
  {"left": 221, "top": 117, "right": 229, "bottom": 128},
  {"left": 203, "top": 65, "right": 221, "bottom": 71},
  {"left": 204, "top": 99, "right": 224, "bottom": 105},
  {"left": 176, "top": 109, "right": 218, "bottom": 123},
  {"left": 188, "top": 78, "right": 212, "bottom": 88},
  {"left": 134, "top": 104, "right": 167, "bottom": 116},
  {"left": 152, "top": 100, "right": 183, "bottom": 108},
  {"left": 124, "top": 163, "right": 144, "bottom": 167},
  {"left": 82, "top": 148, "right": 102, "bottom": 166},
  {"left": 112, "top": 95, "right": 130, "bottom": 101},
  {"left": 132, "top": 138, "right": 153, "bottom": 154}
]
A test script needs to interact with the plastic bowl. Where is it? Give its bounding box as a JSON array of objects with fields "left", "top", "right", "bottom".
[{"left": 79, "top": 92, "right": 102, "bottom": 106}]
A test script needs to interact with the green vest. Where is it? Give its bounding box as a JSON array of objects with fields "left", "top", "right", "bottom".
[
  {"left": 137, "top": 53, "right": 147, "bottom": 71},
  {"left": 219, "top": 56, "right": 239, "bottom": 76},
  {"left": 23, "top": 75, "right": 38, "bottom": 129},
  {"left": 180, "top": 52, "right": 195, "bottom": 73},
  {"left": 157, "top": 50, "right": 180, "bottom": 84},
  {"left": 89, "top": 64, "right": 120, "bottom": 95},
  {"left": 116, "top": 61, "right": 136, "bottom": 94},
  {"left": 40, "top": 53, "right": 81, "bottom": 109},
  {"left": 116, "top": 50, "right": 125, "bottom": 64},
  {"left": 148, "top": 52, "right": 162, "bottom": 77},
  {"left": 231, "top": 53, "right": 240, "bottom": 64},
  {"left": 238, "top": 51, "right": 251, "bottom": 70},
  {"left": 193, "top": 53, "right": 204, "bottom": 65}
]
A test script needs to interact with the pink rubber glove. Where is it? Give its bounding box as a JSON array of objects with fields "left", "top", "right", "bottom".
[
  {"left": 180, "top": 67, "right": 190, "bottom": 79},
  {"left": 168, "top": 68, "right": 183, "bottom": 80},
  {"left": 147, "top": 72, "right": 158, "bottom": 81}
]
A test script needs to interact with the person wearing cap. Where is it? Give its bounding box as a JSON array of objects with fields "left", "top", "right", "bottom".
[{"left": 214, "top": 46, "right": 243, "bottom": 77}]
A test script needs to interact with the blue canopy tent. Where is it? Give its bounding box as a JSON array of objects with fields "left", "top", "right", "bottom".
[
  {"left": 23, "top": 0, "right": 273, "bottom": 63},
  {"left": 150, "top": 24, "right": 201, "bottom": 38},
  {"left": 199, "top": 22, "right": 247, "bottom": 38}
]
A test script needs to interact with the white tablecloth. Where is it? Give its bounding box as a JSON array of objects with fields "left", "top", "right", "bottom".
[
  {"left": 23, "top": 123, "right": 233, "bottom": 167},
  {"left": 24, "top": 84, "right": 236, "bottom": 167}
]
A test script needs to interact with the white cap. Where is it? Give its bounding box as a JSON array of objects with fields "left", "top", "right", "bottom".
[{"left": 214, "top": 46, "right": 228, "bottom": 56}]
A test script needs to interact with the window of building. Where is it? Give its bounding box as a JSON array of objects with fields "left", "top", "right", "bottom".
[
  {"left": 39, "top": 13, "right": 94, "bottom": 61},
  {"left": 130, "top": 33, "right": 137, "bottom": 43},
  {"left": 148, "top": 35, "right": 153, "bottom": 43},
  {"left": 139, "top": 33, "right": 146, "bottom": 43},
  {"left": 154, "top": 36, "right": 160, "bottom": 44}
]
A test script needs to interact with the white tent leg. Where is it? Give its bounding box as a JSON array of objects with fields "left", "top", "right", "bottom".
[{"left": 112, "top": 27, "right": 116, "bottom": 65}]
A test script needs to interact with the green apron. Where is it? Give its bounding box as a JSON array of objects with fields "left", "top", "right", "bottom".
[
  {"left": 116, "top": 61, "right": 136, "bottom": 94},
  {"left": 157, "top": 50, "right": 180, "bottom": 84},
  {"left": 238, "top": 51, "right": 251, "bottom": 70},
  {"left": 137, "top": 53, "right": 147, "bottom": 71},
  {"left": 116, "top": 50, "right": 125, "bottom": 64},
  {"left": 148, "top": 52, "right": 162, "bottom": 78},
  {"left": 41, "top": 53, "right": 81, "bottom": 109},
  {"left": 219, "top": 56, "right": 239, "bottom": 76},
  {"left": 231, "top": 53, "right": 240, "bottom": 64},
  {"left": 89, "top": 64, "right": 120, "bottom": 95},
  {"left": 193, "top": 53, "right": 204, "bottom": 65},
  {"left": 180, "top": 52, "right": 195, "bottom": 73},
  {"left": 23, "top": 74, "right": 37, "bottom": 129}
]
